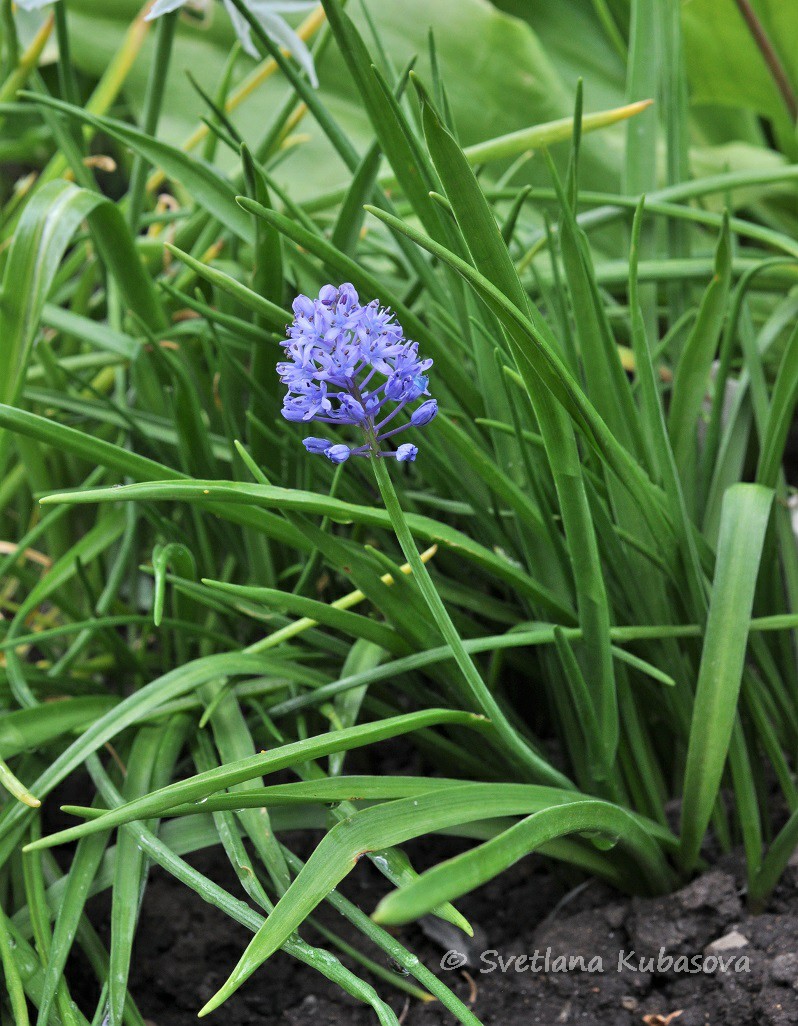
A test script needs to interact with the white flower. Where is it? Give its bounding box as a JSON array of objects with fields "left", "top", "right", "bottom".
[{"left": 147, "top": 0, "right": 318, "bottom": 87}]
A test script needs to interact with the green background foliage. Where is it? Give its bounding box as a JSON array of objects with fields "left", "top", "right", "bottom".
[{"left": 1, "top": 0, "right": 798, "bottom": 1022}]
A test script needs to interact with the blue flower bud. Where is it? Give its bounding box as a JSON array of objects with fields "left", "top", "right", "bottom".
[
  {"left": 410, "top": 399, "right": 438, "bottom": 426},
  {"left": 303, "top": 437, "right": 332, "bottom": 455},
  {"left": 396, "top": 443, "right": 418, "bottom": 462},
  {"left": 325, "top": 444, "right": 351, "bottom": 464}
]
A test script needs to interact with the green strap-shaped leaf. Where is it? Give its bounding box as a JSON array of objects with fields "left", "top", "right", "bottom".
[
  {"left": 0, "top": 181, "right": 161, "bottom": 401},
  {"left": 756, "top": 319, "right": 798, "bottom": 488},
  {"left": 0, "top": 403, "right": 306, "bottom": 549},
  {"left": 85, "top": 753, "right": 406, "bottom": 1026},
  {"left": 164, "top": 241, "right": 289, "bottom": 329},
  {"left": 8, "top": 511, "right": 126, "bottom": 631},
  {"left": 668, "top": 214, "right": 732, "bottom": 493},
  {"left": 22, "top": 92, "right": 252, "bottom": 242},
  {"left": 362, "top": 203, "right": 674, "bottom": 547},
  {"left": 196, "top": 786, "right": 673, "bottom": 1015},
  {"left": 0, "top": 653, "right": 302, "bottom": 849},
  {"left": 0, "top": 181, "right": 99, "bottom": 409},
  {"left": 0, "top": 178, "right": 164, "bottom": 470},
  {"left": 417, "top": 85, "right": 618, "bottom": 762},
  {"left": 372, "top": 800, "right": 676, "bottom": 925},
  {"left": 23, "top": 710, "right": 487, "bottom": 852},
  {"left": 319, "top": 0, "right": 448, "bottom": 244},
  {"left": 202, "top": 579, "right": 407, "bottom": 654},
  {"left": 680, "top": 483, "right": 774, "bottom": 869},
  {"left": 330, "top": 141, "right": 382, "bottom": 257},
  {"left": 0, "top": 698, "right": 117, "bottom": 761},
  {"left": 108, "top": 727, "right": 165, "bottom": 1026},
  {"left": 35, "top": 799, "right": 111, "bottom": 1026},
  {"left": 40, "top": 478, "right": 573, "bottom": 620}
]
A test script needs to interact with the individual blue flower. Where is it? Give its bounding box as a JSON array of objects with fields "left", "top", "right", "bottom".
[{"left": 280, "top": 284, "right": 434, "bottom": 462}]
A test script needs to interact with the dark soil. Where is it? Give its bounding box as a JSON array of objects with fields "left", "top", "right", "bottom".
[{"left": 82, "top": 835, "right": 798, "bottom": 1026}]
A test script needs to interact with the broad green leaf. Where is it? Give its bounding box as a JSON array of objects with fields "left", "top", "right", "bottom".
[
  {"left": 683, "top": 0, "right": 797, "bottom": 128},
  {"left": 64, "top": 0, "right": 630, "bottom": 199}
]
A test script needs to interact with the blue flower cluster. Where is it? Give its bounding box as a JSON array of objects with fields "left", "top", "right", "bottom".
[{"left": 278, "top": 284, "right": 437, "bottom": 463}]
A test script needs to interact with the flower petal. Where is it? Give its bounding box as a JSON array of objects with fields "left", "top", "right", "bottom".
[
  {"left": 249, "top": 4, "right": 318, "bottom": 86},
  {"left": 144, "top": 0, "right": 186, "bottom": 20}
]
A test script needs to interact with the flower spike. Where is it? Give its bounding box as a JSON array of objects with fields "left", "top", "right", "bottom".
[{"left": 278, "top": 284, "right": 437, "bottom": 462}]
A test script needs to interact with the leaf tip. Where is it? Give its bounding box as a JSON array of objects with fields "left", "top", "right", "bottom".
[
  {"left": 369, "top": 903, "right": 390, "bottom": 925},
  {"left": 198, "top": 987, "right": 229, "bottom": 1018}
]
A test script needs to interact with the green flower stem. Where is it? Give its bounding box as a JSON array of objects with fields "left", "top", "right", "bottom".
[
  {"left": 127, "top": 10, "right": 178, "bottom": 230},
  {"left": 370, "top": 454, "right": 572, "bottom": 788}
]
